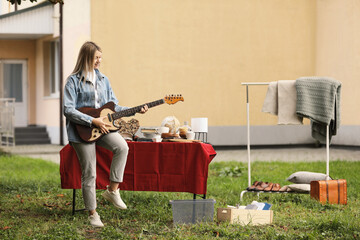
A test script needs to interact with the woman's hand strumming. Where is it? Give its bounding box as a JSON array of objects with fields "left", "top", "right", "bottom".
[{"left": 92, "top": 116, "right": 112, "bottom": 134}]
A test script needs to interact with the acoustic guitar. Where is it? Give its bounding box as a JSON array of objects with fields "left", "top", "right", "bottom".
[{"left": 75, "top": 95, "right": 184, "bottom": 143}]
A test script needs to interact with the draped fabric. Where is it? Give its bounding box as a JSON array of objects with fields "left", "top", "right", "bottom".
[
  {"left": 60, "top": 142, "right": 217, "bottom": 195},
  {"left": 262, "top": 80, "right": 303, "bottom": 125},
  {"left": 295, "top": 77, "right": 341, "bottom": 143}
]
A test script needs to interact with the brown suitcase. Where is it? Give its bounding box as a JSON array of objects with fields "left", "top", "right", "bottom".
[{"left": 310, "top": 179, "right": 347, "bottom": 205}]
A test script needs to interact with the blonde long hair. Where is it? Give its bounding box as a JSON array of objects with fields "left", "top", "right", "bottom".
[{"left": 72, "top": 41, "right": 102, "bottom": 75}]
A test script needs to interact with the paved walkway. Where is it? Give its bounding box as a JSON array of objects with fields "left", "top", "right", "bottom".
[
  {"left": 214, "top": 147, "right": 360, "bottom": 162},
  {"left": 0, "top": 144, "right": 63, "bottom": 164},
  {"left": 1, "top": 144, "right": 359, "bottom": 164}
]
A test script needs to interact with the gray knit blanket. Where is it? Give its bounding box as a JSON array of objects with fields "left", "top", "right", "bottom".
[{"left": 295, "top": 77, "right": 341, "bottom": 143}]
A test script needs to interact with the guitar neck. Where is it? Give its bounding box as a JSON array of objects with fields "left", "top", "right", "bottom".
[{"left": 111, "top": 99, "right": 165, "bottom": 120}]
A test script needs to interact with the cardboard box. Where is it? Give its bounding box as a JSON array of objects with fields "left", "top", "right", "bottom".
[{"left": 217, "top": 208, "right": 273, "bottom": 225}]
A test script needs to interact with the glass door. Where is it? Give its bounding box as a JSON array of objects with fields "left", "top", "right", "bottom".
[{"left": 0, "top": 60, "right": 28, "bottom": 127}]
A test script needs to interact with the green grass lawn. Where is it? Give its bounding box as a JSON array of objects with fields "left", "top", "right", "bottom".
[{"left": 0, "top": 153, "right": 359, "bottom": 239}]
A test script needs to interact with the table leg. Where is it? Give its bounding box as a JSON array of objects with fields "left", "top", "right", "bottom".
[
  {"left": 193, "top": 194, "right": 206, "bottom": 199},
  {"left": 72, "top": 189, "right": 86, "bottom": 215},
  {"left": 72, "top": 189, "right": 76, "bottom": 215}
]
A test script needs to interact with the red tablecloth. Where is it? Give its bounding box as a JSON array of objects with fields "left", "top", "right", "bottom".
[{"left": 60, "top": 142, "right": 217, "bottom": 195}]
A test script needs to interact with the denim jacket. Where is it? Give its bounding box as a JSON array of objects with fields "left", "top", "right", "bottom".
[{"left": 63, "top": 69, "right": 128, "bottom": 143}]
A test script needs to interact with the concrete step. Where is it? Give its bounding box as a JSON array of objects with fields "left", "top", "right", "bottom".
[
  {"left": 15, "top": 132, "right": 49, "bottom": 139},
  {"left": 14, "top": 125, "right": 51, "bottom": 145},
  {"left": 16, "top": 138, "right": 51, "bottom": 145}
]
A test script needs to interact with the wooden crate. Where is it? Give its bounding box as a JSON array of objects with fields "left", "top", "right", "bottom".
[{"left": 217, "top": 208, "right": 273, "bottom": 225}]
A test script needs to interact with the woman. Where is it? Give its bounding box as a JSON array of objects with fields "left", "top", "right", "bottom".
[{"left": 63, "top": 41, "right": 148, "bottom": 227}]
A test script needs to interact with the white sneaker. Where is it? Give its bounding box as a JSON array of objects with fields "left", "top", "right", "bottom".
[
  {"left": 102, "top": 186, "right": 127, "bottom": 209},
  {"left": 89, "top": 212, "right": 104, "bottom": 227}
]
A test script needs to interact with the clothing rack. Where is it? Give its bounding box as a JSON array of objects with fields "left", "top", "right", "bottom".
[{"left": 241, "top": 82, "right": 330, "bottom": 190}]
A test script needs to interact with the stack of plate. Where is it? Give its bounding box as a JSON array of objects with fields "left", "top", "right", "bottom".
[{"left": 141, "top": 128, "right": 158, "bottom": 139}]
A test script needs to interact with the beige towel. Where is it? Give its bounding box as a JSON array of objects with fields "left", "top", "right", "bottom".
[
  {"left": 262, "top": 80, "right": 303, "bottom": 125},
  {"left": 262, "top": 81, "right": 278, "bottom": 115}
]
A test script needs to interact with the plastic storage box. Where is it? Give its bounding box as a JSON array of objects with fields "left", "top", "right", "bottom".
[{"left": 169, "top": 199, "right": 216, "bottom": 224}]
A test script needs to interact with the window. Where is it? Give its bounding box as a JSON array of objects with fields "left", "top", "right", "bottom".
[
  {"left": 2, "top": 63, "right": 23, "bottom": 102},
  {"left": 44, "top": 40, "right": 60, "bottom": 97}
]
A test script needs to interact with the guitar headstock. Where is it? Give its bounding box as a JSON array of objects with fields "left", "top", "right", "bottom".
[{"left": 164, "top": 94, "right": 184, "bottom": 105}]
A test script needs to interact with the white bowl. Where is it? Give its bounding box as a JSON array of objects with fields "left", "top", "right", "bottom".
[{"left": 152, "top": 137, "right": 162, "bottom": 142}]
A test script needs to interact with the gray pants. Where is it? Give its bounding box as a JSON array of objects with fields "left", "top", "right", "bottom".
[{"left": 71, "top": 132, "right": 129, "bottom": 211}]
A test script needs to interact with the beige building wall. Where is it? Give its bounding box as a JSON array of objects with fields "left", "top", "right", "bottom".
[
  {"left": 314, "top": 0, "right": 360, "bottom": 145},
  {"left": 316, "top": 0, "right": 360, "bottom": 125},
  {"left": 91, "top": 0, "right": 316, "bottom": 129}
]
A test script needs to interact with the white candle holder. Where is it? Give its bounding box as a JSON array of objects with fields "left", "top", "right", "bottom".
[{"left": 191, "top": 118, "right": 208, "bottom": 142}]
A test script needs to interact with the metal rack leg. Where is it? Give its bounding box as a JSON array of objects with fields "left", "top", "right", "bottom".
[
  {"left": 326, "top": 124, "right": 330, "bottom": 177},
  {"left": 246, "top": 85, "right": 251, "bottom": 188},
  {"left": 240, "top": 190, "right": 260, "bottom": 202}
]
